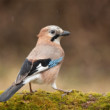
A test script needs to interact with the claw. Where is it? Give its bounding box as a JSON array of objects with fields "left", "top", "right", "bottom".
[
  {"left": 61, "top": 90, "right": 73, "bottom": 97},
  {"left": 30, "top": 90, "right": 37, "bottom": 94}
]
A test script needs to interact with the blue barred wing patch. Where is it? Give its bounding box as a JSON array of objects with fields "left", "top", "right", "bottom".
[{"left": 48, "top": 57, "right": 63, "bottom": 68}]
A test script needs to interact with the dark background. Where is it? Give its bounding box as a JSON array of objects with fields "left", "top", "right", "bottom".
[{"left": 0, "top": 0, "right": 110, "bottom": 93}]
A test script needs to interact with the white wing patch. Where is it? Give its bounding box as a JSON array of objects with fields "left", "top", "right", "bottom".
[
  {"left": 36, "top": 63, "right": 48, "bottom": 73},
  {"left": 23, "top": 74, "right": 42, "bottom": 84}
]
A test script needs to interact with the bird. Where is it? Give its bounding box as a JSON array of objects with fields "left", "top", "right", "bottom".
[{"left": 0, "top": 25, "right": 71, "bottom": 102}]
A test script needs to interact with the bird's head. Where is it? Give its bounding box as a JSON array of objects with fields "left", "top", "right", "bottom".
[{"left": 37, "top": 25, "right": 70, "bottom": 44}]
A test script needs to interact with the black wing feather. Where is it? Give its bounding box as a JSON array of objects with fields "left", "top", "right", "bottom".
[
  {"left": 16, "top": 58, "right": 51, "bottom": 84},
  {"left": 16, "top": 59, "right": 32, "bottom": 84},
  {"left": 29, "top": 58, "right": 51, "bottom": 76}
]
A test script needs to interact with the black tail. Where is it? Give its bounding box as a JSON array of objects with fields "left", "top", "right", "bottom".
[{"left": 0, "top": 83, "right": 24, "bottom": 102}]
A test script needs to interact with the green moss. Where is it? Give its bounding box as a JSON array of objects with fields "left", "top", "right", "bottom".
[{"left": 0, "top": 90, "right": 110, "bottom": 110}]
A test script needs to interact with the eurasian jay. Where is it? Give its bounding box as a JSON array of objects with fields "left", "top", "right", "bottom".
[{"left": 0, "top": 25, "right": 71, "bottom": 102}]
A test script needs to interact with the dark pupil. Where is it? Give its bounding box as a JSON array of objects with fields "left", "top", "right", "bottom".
[{"left": 51, "top": 30, "right": 55, "bottom": 34}]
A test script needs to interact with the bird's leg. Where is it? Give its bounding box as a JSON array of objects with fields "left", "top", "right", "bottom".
[
  {"left": 29, "top": 82, "right": 33, "bottom": 93},
  {"left": 29, "top": 82, "right": 37, "bottom": 93},
  {"left": 51, "top": 82, "right": 73, "bottom": 96}
]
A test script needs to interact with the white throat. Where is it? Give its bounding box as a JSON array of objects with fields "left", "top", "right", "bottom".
[{"left": 53, "top": 37, "right": 61, "bottom": 44}]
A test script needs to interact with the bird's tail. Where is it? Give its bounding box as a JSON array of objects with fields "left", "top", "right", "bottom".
[{"left": 0, "top": 82, "right": 24, "bottom": 102}]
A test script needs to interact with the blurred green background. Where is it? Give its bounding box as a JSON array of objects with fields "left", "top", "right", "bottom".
[{"left": 0, "top": 0, "right": 110, "bottom": 93}]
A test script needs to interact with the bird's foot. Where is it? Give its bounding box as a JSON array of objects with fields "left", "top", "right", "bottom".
[
  {"left": 24, "top": 90, "right": 37, "bottom": 95},
  {"left": 30, "top": 90, "right": 37, "bottom": 94},
  {"left": 61, "top": 90, "right": 73, "bottom": 97},
  {"left": 56, "top": 89, "right": 73, "bottom": 97},
  {"left": 17, "top": 90, "right": 37, "bottom": 95}
]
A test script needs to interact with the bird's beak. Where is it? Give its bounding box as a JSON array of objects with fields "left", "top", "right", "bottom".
[{"left": 60, "top": 30, "right": 70, "bottom": 36}]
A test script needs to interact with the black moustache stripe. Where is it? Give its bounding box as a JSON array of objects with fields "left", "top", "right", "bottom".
[{"left": 51, "top": 34, "right": 60, "bottom": 41}]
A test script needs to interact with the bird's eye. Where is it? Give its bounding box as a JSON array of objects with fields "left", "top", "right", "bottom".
[{"left": 50, "top": 30, "right": 55, "bottom": 34}]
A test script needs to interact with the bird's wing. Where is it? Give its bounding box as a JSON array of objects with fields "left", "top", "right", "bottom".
[{"left": 15, "top": 57, "right": 63, "bottom": 84}]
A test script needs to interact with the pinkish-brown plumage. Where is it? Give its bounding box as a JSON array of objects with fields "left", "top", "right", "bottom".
[
  {"left": 27, "top": 26, "right": 65, "bottom": 84},
  {"left": 0, "top": 25, "right": 70, "bottom": 102}
]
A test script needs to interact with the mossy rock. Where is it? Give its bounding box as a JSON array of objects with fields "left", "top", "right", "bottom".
[{"left": 0, "top": 90, "right": 110, "bottom": 110}]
